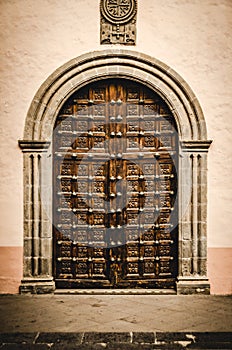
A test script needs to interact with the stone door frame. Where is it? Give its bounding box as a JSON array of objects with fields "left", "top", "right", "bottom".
[{"left": 19, "top": 50, "right": 212, "bottom": 294}]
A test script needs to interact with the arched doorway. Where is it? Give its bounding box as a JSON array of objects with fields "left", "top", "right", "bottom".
[
  {"left": 53, "top": 79, "right": 178, "bottom": 289},
  {"left": 19, "top": 50, "right": 211, "bottom": 294}
]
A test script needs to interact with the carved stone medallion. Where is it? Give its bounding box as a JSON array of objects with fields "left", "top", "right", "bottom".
[
  {"left": 100, "top": 0, "right": 137, "bottom": 45},
  {"left": 101, "top": 0, "right": 137, "bottom": 24}
]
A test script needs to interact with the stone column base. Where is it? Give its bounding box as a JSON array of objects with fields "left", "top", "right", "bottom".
[
  {"left": 20, "top": 277, "right": 55, "bottom": 294},
  {"left": 176, "top": 277, "right": 210, "bottom": 295}
]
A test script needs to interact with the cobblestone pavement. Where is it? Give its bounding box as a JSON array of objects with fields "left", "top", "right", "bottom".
[{"left": 0, "top": 294, "right": 231, "bottom": 349}]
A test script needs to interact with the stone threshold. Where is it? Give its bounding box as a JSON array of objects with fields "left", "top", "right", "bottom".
[{"left": 54, "top": 288, "right": 176, "bottom": 295}]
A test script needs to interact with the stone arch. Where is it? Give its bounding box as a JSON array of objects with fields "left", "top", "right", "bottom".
[
  {"left": 19, "top": 50, "right": 212, "bottom": 294},
  {"left": 24, "top": 50, "right": 207, "bottom": 142}
]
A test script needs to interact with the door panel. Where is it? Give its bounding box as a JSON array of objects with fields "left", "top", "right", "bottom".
[{"left": 53, "top": 79, "right": 178, "bottom": 289}]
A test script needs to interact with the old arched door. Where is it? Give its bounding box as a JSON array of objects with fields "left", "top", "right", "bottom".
[{"left": 53, "top": 79, "right": 178, "bottom": 289}]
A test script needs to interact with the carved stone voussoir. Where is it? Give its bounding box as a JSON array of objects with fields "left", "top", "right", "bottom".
[{"left": 100, "top": 0, "right": 137, "bottom": 45}]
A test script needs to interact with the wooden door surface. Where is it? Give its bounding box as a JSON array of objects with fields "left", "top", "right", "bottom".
[{"left": 53, "top": 79, "right": 178, "bottom": 289}]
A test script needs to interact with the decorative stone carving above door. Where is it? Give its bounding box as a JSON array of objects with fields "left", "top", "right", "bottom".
[{"left": 100, "top": 0, "right": 137, "bottom": 45}]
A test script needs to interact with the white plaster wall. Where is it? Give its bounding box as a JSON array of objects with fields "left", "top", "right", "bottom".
[{"left": 0, "top": 0, "right": 231, "bottom": 247}]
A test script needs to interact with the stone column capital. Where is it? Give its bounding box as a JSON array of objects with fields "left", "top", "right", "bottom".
[
  {"left": 18, "top": 140, "right": 51, "bottom": 152},
  {"left": 180, "top": 140, "right": 212, "bottom": 152}
]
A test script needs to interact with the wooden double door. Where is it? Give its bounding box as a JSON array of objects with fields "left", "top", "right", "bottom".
[{"left": 53, "top": 79, "right": 178, "bottom": 289}]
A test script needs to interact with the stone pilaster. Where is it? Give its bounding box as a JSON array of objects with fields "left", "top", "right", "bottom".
[
  {"left": 176, "top": 140, "right": 212, "bottom": 294},
  {"left": 18, "top": 140, "right": 55, "bottom": 294}
]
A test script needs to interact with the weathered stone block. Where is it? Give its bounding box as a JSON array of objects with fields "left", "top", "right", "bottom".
[
  {"left": 156, "top": 332, "right": 192, "bottom": 342},
  {"left": 40, "top": 258, "right": 52, "bottom": 276},
  {"left": 198, "top": 258, "right": 207, "bottom": 276},
  {"left": 198, "top": 239, "right": 207, "bottom": 257},
  {"left": 23, "top": 257, "right": 32, "bottom": 277},
  {"left": 176, "top": 279, "right": 210, "bottom": 295},
  {"left": 40, "top": 238, "right": 52, "bottom": 258},
  {"left": 36, "top": 333, "right": 82, "bottom": 345},
  {"left": 179, "top": 258, "right": 192, "bottom": 276},
  {"left": 182, "top": 240, "right": 192, "bottom": 258},
  {"left": 20, "top": 278, "right": 55, "bottom": 294},
  {"left": 24, "top": 220, "right": 32, "bottom": 238},
  {"left": 41, "top": 220, "right": 52, "bottom": 239},
  {"left": 0, "top": 333, "right": 37, "bottom": 344},
  {"left": 181, "top": 222, "right": 192, "bottom": 240},
  {"left": 24, "top": 238, "right": 32, "bottom": 257},
  {"left": 132, "top": 332, "right": 155, "bottom": 344},
  {"left": 83, "top": 333, "right": 131, "bottom": 344}
]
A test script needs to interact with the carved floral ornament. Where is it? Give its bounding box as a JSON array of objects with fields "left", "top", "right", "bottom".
[{"left": 101, "top": 0, "right": 137, "bottom": 24}]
